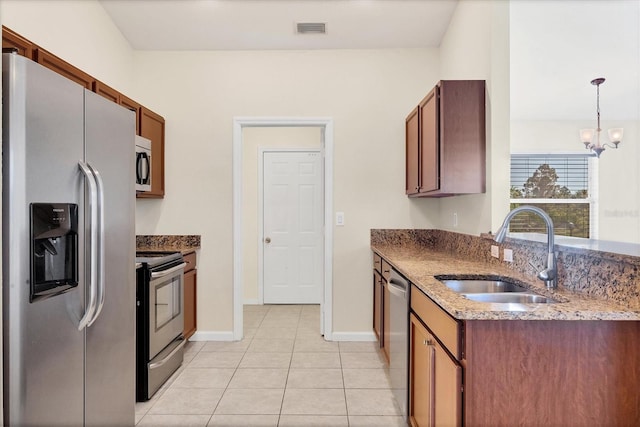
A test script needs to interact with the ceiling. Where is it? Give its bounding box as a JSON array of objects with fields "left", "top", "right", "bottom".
[
  {"left": 510, "top": 1, "right": 640, "bottom": 121},
  {"left": 99, "top": 0, "right": 459, "bottom": 51},
  {"left": 99, "top": 0, "right": 639, "bottom": 121}
]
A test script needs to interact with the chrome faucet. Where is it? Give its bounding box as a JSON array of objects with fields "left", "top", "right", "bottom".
[{"left": 494, "top": 205, "right": 557, "bottom": 288}]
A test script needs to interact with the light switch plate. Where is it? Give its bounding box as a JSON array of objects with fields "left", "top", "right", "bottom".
[
  {"left": 491, "top": 245, "right": 499, "bottom": 258},
  {"left": 503, "top": 248, "right": 514, "bottom": 262},
  {"left": 336, "top": 212, "right": 345, "bottom": 226}
]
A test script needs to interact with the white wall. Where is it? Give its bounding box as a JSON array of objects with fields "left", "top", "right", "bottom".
[
  {"left": 0, "top": 0, "right": 135, "bottom": 94},
  {"left": 437, "top": 0, "right": 511, "bottom": 235},
  {"left": 242, "top": 126, "right": 322, "bottom": 303},
  {"left": 511, "top": 120, "right": 640, "bottom": 243},
  {"left": 133, "top": 48, "right": 441, "bottom": 335},
  {"left": 0, "top": 0, "right": 512, "bottom": 337}
]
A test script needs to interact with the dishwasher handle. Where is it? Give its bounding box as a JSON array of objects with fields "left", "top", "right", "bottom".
[{"left": 388, "top": 278, "right": 408, "bottom": 298}]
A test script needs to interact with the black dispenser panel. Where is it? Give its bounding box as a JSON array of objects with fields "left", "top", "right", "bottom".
[{"left": 30, "top": 203, "right": 78, "bottom": 302}]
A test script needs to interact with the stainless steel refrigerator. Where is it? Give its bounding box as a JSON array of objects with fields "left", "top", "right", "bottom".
[{"left": 2, "top": 52, "right": 135, "bottom": 426}]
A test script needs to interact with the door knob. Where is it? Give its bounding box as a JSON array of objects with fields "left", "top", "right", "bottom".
[{"left": 264, "top": 237, "right": 271, "bottom": 244}]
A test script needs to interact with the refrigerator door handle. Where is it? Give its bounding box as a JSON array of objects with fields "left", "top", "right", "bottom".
[
  {"left": 78, "top": 161, "right": 99, "bottom": 331},
  {"left": 88, "top": 163, "right": 105, "bottom": 326}
]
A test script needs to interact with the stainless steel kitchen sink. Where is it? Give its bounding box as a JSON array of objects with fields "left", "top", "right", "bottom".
[
  {"left": 440, "top": 279, "right": 529, "bottom": 294},
  {"left": 463, "top": 293, "right": 558, "bottom": 304}
]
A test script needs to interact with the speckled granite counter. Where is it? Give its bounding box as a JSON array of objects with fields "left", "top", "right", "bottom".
[
  {"left": 372, "top": 230, "right": 640, "bottom": 321},
  {"left": 136, "top": 235, "right": 200, "bottom": 255}
]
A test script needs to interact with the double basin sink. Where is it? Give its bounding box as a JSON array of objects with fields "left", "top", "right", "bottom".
[{"left": 436, "top": 277, "right": 558, "bottom": 304}]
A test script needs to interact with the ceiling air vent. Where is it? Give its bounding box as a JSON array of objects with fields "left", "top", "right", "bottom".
[{"left": 296, "top": 22, "right": 327, "bottom": 35}]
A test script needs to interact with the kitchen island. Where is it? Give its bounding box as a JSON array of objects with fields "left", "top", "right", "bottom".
[{"left": 372, "top": 229, "right": 640, "bottom": 427}]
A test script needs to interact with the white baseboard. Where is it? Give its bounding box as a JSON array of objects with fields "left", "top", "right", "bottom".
[
  {"left": 329, "top": 331, "right": 377, "bottom": 342},
  {"left": 243, "top": 299, "right": 260, "bottom": 305},
  {"left": 189, "top": 331, "right": 235, "bottom": 342}
]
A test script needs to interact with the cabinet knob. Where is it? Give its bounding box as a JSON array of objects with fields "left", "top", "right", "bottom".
[{"left": 264, "top": 237, "right": 271, "bottom": 244}]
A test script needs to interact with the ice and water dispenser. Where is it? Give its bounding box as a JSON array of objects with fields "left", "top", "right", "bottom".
[{"left": 30, "top": 203, "right": 78, "bottom": 302}]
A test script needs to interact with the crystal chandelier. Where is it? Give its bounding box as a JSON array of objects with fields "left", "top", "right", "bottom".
[{"left": 579, "top": 77, "right": 623, "bottom": 157}]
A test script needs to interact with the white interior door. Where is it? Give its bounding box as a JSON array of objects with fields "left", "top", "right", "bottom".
[{"left": 263, "top": 151, "right": 324, "bottom": 304}]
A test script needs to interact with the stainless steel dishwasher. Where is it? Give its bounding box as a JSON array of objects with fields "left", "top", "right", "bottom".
[{"left": 388, "top": 268, "right": 410, "bottom": 420}]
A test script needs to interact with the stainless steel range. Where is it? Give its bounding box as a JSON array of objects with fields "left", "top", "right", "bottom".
[{"left": 135, "top": 251, "right": 186, "bottom": 401}]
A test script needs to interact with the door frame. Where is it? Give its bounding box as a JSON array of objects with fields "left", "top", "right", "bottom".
[
  {"left": 232, "top": 117, "right": 334, "bottom": 341},
  {"left": 258, "top": 148, "right": 324, "bottom": 305}
]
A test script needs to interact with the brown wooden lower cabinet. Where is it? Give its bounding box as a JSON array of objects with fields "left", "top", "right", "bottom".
[
  {"left": 373, "top": 270, "right": 382, "bottom": 341},
  {"left": 409, "top": 314, "right": 462, "bottom": 427},
  {"left": 409, "top": 284, "right": 640, "bottom": 426},
  {"left": 183, "top": 252, "right": 197, "bottom": 340},
  {"left": 382, "top": 280, "right": 390, "bottom": 363}
]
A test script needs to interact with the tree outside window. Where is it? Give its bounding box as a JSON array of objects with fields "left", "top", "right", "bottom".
[{"left": 510, "top": 156, "right": 593, "bottom": 238}]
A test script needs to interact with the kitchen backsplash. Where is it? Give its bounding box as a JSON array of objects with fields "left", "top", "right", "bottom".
[{"left": 371, "top": 229, "right": 640, "bottom": 310}]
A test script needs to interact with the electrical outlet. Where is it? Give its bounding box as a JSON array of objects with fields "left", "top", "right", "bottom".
[
  {"left": 503, "top": 248, "right": 514, "bottom": 262},
  {"left": 491, "top": 245, "right": 499, "bottom": 258}
]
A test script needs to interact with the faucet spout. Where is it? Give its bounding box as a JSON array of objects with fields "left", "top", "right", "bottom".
[{"left": 494, "top": 206, "right": 557, "bottom": 288}]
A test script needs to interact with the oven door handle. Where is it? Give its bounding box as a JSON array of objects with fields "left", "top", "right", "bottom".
[
  {"left": 149, "top": 338, "right": 186, "bottom": 370},
  {"left": 151, "top": 262, "right": 187, "bottom": 279}
]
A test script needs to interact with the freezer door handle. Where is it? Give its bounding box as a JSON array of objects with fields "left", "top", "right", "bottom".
[
  {"left": 88, "top": 163, "right": 105, "bottom": 326},
  {"left": 78, "top": 161, "right": 99, "bottom": 331}
]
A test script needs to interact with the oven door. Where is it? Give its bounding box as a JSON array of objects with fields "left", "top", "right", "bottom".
[{"left": 148, "top": 262, "right": 186, "bottom": 359}]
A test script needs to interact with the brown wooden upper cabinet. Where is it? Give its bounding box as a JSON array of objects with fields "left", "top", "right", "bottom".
[
  {"left": 34, "top": 47, "right": 94, "bottom": 90},
  {"left": 119, "top": 94, "right": 142, "bottom": 135},
  {"left": 3, "top": 26, "right": 166, "bottom": 199},
  {"left": 93, "top": 80, "right": 121, "bottom": 104},
  {"left": 406, "top": 80, "right": 486, "bottom": 197},
  {"left": 2, "top": 26, "right": 35, "bottom": 59},
  {"left": 137, "top": 107, "right": 166, "bottom": 198}
]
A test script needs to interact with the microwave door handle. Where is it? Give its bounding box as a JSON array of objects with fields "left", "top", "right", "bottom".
[
  {"left": 136, "top": 152, "right": 143, "bottom": 183},
  {"left": 77, "top": 161, "right": 99, "bottom": 331},
  {"left": 142, "top": 152, "right": 150, "bottom": 184},
  {"left": 150, "top": 262, "right": 187, "bottom": 279},
  {"left": 87, "top": 163, "right": 105, "bottom": 326}
]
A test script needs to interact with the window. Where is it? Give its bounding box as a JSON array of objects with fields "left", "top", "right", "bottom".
[{"left": 510, "top": 154, "right": 597, "bottom": 238}]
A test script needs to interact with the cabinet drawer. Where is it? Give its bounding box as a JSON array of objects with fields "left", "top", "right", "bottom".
[
  {"left": 373, "top": 253, "right": 382, "bottom": 273},
  {"left": 183, "top": 252, "right": 197, "bottom": 273},
  {"left": 411, "top": 285, "right": 461, "bottom": 360},
  {"left": 381, "top": 259, "right": 392, "bottom": 282}
]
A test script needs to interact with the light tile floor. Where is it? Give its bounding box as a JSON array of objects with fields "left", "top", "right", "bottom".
[{"left": 135, "top": 304, "right": 405, "bottom": 426}]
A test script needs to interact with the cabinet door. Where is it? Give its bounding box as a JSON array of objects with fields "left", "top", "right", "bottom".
[
  {"left": 419, "top": 87, "right": 439, "bottom": 193},
  {"left": 34, "top": 48, "right": 94, "bottom": 89},
  {"left": 409, "top": 313, "right": 462, "bottom": 427},
  {"left": 406, "top": 106, "right": 420, "bottom": 195},
  {"left": 433, "top": 336, "right": 462, "bottom": 426},
  {"left": 93, "top": 80, "right": 120, "bottom": 104},
  {"left": 2, "top": 26, "right": 34, "bottom": 59},
  {"left": 382, "top": 280, "right": 390, "bottom": 363},
  {"left": 410, "top": 313, "right": 433, "bottom": 427},
  {"left": 119, "top": 94, "right": 141, "bottom": 135},
  {"left": 373, "top": 270, "right": 382, "bottom": 342},
  {"left": 138, "top": 107, "right": 165, "bottom": 198},
  {"left": 183, "top": 269, "right": 197, "bottom": 340}
]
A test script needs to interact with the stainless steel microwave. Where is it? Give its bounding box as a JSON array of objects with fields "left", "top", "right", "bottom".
[{"left": 135, "top": 135, "right": 152, "bottom": 192}]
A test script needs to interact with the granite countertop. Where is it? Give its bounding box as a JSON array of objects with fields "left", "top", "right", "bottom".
[
  {"left": 372, "top": 242, "right": 640, "bottom": 321},
  {"left": 136, "top": 235, "right": 200, "bottom": 256}
]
